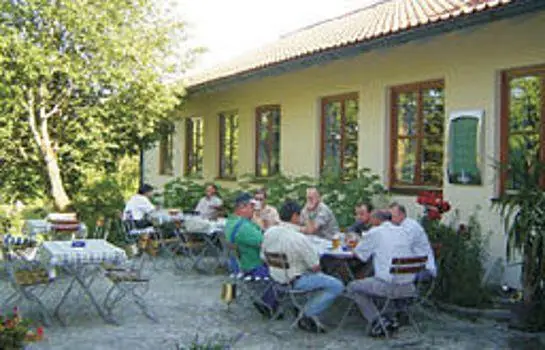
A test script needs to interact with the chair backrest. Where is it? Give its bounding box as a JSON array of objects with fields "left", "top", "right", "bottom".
[
  {"left": 264, "top": 252, "right": 290, "bottom": 270},
  {"left": 389, "top": 256, "right": 427, "bottom": 276}
]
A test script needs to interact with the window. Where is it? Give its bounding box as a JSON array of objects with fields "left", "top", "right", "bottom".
[
  {"left": 159, "top": 128, "right": 174, "bottom": 176},
  {"left": 390, "top": 80, "right": 445, "bottom": 190},
  {"left": 500, "top": 66, "right": 545, "bottom": 192},
  {"left": 321, "top": 93, "right": 359, "bottom": 177},
  {"left": 255, "top": 105, "right": 281, "bottom": 177},
  {"left": 185, "top": 117, "right": 204, "bottom": 176},
  {"left": 218, "top": 111, "right": 239, "bottom": 179}
]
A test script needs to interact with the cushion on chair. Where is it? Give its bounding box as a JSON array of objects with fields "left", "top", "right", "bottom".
[{"left": 14, "top": 268, "right": 51, "bottom": 286}]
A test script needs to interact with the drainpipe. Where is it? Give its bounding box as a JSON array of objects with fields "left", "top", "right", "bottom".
[{"left": 139, "top": 145, "right": 145, "bottom": 188}]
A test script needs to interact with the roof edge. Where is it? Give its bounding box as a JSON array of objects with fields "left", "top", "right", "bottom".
[{"left": 187, "top": 0, "right": 545, "bottom": 95}]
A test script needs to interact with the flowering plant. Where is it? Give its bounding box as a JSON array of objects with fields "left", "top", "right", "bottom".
[
  {"left": 0, "top": 307, "right": 44, "bottom": 350},
  {"left": 416, "top": 191, "right": 451, "bottom": 221}
]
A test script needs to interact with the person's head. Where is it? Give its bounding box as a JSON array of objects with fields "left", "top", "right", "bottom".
[
  {"left": 205, "top": 184, "right": 218, "bottom": 198},
  {"left": 279, "top": 200, "right": 302, "bottom": 225},
  {"left": 369, "top": 209, "right": 391, "bottom": 227},
  {"left": 355, "top": 202, "right": 374, "bottom": 224},
  {"left": 389, "top": 202, "right": 407, "bottom": 225},
  {"left": 138, "top": 184, "right": 154, "bottom": 198},
  {"left": 234, "top": 192, "right": 255, "bottom": 219},
  {"left": 254, "top": 188, "right": 268, "bottom": 207},
  {"left": 306, "top": 187, "right": 321, "bottom": 210}
]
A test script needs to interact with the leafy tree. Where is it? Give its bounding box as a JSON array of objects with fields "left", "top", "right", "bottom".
[{"left": 0, "top": 0, "right": 197, "bottom": 209}]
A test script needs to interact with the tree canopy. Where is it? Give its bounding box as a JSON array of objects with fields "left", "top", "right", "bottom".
[{"left": 0, "top": 0, "right": 196, "bottom": 208}]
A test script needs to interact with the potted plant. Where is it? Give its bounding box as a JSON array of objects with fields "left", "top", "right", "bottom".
[
  {"left": 0, "top": 307, "right": 44, "bottom": 350},
  {"left": 493, "top": 141, "right": 545, "bottom": 330}
]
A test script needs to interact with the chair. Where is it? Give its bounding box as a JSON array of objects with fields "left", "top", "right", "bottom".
[
  {"left": 220, "top": 236, "right": 273, "bottom": 316},
  {"left": 1, "top": 237, "right": 55, "bottom": 326},
  {"left": 263, "top": 251, "right": 315, "bottom": 329},
  {"left": 47, "top": 213, "right": 83, "bottom": 241},
  {"left": 102, "top": 251, "right": 158, "bottom": 323}
]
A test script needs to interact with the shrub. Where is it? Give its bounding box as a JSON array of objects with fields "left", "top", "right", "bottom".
[{"left": 424, "top": 210, "right": 492, "bottom": 307}]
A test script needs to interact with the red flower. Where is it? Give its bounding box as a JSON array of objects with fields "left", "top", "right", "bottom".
[
  {"left": 441, "top": 201, "right": 451, "bottom": 213},
  {"left": 427, "top": 208, "right": 442, "bottom": 221},
  {"left": 37, "top": 326, "right": 44, "bottom": 337}
]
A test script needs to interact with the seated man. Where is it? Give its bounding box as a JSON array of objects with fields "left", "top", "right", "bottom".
[
  {"left": 262, "top": 200, "right": 344, "bottom": 333},
  {"left": 252, "top": 188, "right": 280, "bottom": 230},
  {"left": 123, "top": 184, "right": 156, "bottom": 228},
  {"left": 195, "top": 184, "right": 223, "bottom": 220},
  {"left": 347, "top": 210, "right": 416, "bottom": 337},
  {"left": 224, "top": 192, "right": 274, "bottom": 312},
  {"left": 299, "top": 187, "right": 339, "bottom": 240},
  {"left": 347, "top": 202, "right": 374, "bottom": 235},
  {"left": 389, "top": 202, "right": 437, "bottom": 279}
]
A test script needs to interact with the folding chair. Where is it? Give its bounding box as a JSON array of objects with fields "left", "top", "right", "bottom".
[
  {"left": 263, "top": 252, "right": 316, "bottom": 329},
  {"left": 220, "top": 236, "right": 274, "bottom": 316},
  {"left": 1, "top": 237, "right": 55, "bottom": 326},
  {"left": 47, "top": 213, "right": 83, "bottom": 241},
  {"left": 102, "top": 253, "right": 158, "bottom": 323}
]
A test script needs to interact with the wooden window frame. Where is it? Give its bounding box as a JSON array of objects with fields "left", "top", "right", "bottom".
[
  {"left": 389, "top": 79, "right": 445, "bottom": 193},
  {"left": 218, "top": 111, "right": 239, "bottom": 180},
  {"left": 159, "top": 129, "right": 174, "bottom": 176},
  {"left": 499, "top": 64, "right": 545, "bottom": 194},
  {"left": 320, "top": 92, "right": 359, "bottom": 173},
  {"left": 184, "top": 117, "right": 204, "bottom": 176},
  {"left": 255, "top": 105, "right": 281, "bottom": 178}
]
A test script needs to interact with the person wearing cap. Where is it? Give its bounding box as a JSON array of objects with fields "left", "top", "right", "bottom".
[
  {"left": 252, "top": 188, "right": 280, "bottom": 230},
  {"left": 346, "top": 209, "right": 415, "bottom": 337},
  {"left": 225, "top": 192, "right": 276, "bottom": 313},
  {"left": 123, "top": 184, "right": 156, "bottom": 228},
  {"left": 299, "top": 187, "right": 339, "bottom": 240},
  {"left": 262, "top": 200, "right": 344, "bottom": 333},
  {"left": 195, "top": 184, "right": 224, "bottom": 220}
]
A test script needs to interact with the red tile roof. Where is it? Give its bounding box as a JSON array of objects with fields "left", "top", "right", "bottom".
[{"left": 186, "top": 0, "right": 513, "bottom": 89}]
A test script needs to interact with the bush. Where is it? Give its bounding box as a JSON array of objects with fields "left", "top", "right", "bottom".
[
  {"left": 162, "top": 169, "right": 387, "bottom": 229},
  {"left": 424, "top": 211, "right": 492, "bottom": 307}
]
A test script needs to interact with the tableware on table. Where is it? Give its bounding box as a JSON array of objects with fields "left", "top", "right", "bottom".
[{"left": 332, "top": 234, "right": 341, "bottom": 250}]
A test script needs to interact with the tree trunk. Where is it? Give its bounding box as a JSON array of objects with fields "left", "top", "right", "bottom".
[
  {"left": 43, "top": 146, "right": 71, "bottom": 211},
  {"left": 26, "top": 87, "right": 71, "bottom": 211}
]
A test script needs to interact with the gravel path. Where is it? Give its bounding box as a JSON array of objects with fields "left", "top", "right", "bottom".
[{"left": 2, "top": 258, "right": 544, "bottom": 350}]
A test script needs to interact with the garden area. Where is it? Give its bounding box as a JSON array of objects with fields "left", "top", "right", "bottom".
[{"left": 2, "top": 0, "right": 545, "bottom": 349}]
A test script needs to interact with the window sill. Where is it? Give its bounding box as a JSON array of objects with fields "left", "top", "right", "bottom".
[{"left": 389, "top": 186, "right": 443, "bottom": 196}]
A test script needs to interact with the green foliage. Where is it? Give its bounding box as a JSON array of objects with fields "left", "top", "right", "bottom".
[
  {"left": 424, "top": 211, "right": 492, "bottom": 308},
  {"left": 0, "top": 0, "right": 199, "bottom": 206},
  {"left": 162, "top": 169, "right": 387, "bottom": 229},
  {"left": 0, "top": 309, "right": 32, "bottom": 350},
  {"left": 176, "top": 333, "right": 243, "bottom": 350}
]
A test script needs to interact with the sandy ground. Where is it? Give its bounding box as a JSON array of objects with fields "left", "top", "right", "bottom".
[{"left": 2, "top": 258, "right": 544, "bottom": 350}]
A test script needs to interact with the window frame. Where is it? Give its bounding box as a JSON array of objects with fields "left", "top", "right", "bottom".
[
  {"left": 158, "top": 127, "right": 174, "bottom": 176},
  {"left": 499, "top": 64, "right": 545, "bottom": 193},
  {"left": 320, "top": 92, "right": 359, "bottom": 174},
  {"left": 255, "top": 104, "right": 281, "bottom": 178},
  {"left": 184, "top": 117, "right": 204, "bottom": 177},
  {"left": 218, "top": 110, "right": 239, "bottom": 180},
  {"left": 389, "top": 79, "right": 445, "bottom": 193}
]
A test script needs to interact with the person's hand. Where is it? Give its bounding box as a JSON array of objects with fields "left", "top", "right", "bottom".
[{"left": 310, "top": 265, "right": 321, "bottom": 273}]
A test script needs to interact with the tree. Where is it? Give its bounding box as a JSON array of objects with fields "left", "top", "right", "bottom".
[{"left": 0, "top": 0, "right": 197, "bottom": 209}]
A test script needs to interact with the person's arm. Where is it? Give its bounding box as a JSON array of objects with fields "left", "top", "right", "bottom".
[
  {"left": 353, "top": 230, "right": 376, "bottom": 262},
  {"left": 237, "top": 223, "right": 263, "bottom": 248},
  {"left": 141, "top": 197, "right": 156, "bottom": 215}
]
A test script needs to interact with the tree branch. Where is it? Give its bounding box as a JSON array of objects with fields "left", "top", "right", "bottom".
[{"left": 26, "top": 90, "right": 43, "bottom": 152}]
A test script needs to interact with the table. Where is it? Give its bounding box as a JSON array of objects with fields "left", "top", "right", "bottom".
[
  {"left": 179, "top": 215, "right": 226, "bottom": 273},
  {"left": 310, "top": 236, "right": 370, "bottom": 283},
  {"left": 23, "top": 219, "right": 88, "bottom": 237},
  {"left": 39, "top": 239, "right": 127, "bottom": 324}
]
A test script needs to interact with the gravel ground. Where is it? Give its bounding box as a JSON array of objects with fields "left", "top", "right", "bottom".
[{"left": 2, "top": 258, "right": 544, "bottom": 350}]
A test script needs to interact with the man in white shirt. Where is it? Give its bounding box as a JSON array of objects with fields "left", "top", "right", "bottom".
[
  {"left": 123, "top": 184, "right": 156, "bottom": 227},
  {"left": 262, "top": 200, "right": 344, "bottom": 333},
  {"left": 389, "top": 202, "right": 437, "bottom": 278},
  {"left": 195, "top": 184, "right": 223, "bottom": 220},
  {"left": 346, "top": 210, "right": 416, "bottom": 337}
]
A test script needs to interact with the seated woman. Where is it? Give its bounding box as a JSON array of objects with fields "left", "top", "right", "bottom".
[
  {"left": 195, "top": 184, "right": 223, "bottom": 220},
  {"left": 252, "top": 188, "right": 280, "bottom": 230},
  {"left": 123, "top": 184, "right": 156, "bottom": 228}
]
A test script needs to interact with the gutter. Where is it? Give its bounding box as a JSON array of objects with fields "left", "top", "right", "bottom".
[{"left": 188, "top": 0, "right": 545, "bottom": 95}]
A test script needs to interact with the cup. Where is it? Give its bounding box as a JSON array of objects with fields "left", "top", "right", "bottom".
[{"left": 332, "top": 234, "right": 341, "bottom": 249}]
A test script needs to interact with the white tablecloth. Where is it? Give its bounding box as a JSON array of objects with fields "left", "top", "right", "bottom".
[
  {"left": 23, "top": 219, "right": 88, "bottom": 237},
  {"left": 39, "top": 239, "right": 127, "bottom": 267},
  {"left": 150, "top": 210, "right": 184, "bottom": 225},
  {"left": 182, "top": 215, "right": 226, "bottom": 236},
  {"left": 309, "top": 235, "right": 354, "bottom": 258}
]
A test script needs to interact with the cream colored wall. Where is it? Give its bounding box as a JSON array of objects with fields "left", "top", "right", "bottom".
[{"left": 145, "top": 12, "right": 545, "bottom": 270}]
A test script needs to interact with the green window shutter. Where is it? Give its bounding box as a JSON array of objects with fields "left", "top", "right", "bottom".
[{"left": 447, "top": 111, "right": 483, "bottom": 185}]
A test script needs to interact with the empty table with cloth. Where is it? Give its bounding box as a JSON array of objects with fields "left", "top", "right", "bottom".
[{"left": 38, "top": 239, "right": 127, "bottom": 325}]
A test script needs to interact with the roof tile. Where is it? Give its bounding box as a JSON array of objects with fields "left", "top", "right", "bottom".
[{"left": 186, "top": 0, "right": 512, "bottom": 88}]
